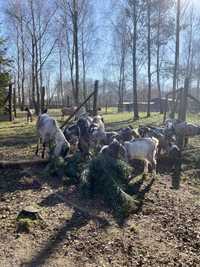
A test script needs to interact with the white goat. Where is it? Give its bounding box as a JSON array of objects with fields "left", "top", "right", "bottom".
[
  {"left": 92, "top": 115, "right": 105, "bottom": 132},
  {"left": 124, "top": 137, "right": 159, "bottom": 173},
  {"left": 36, "top": 114, "right": 70, "bottom": 158}
]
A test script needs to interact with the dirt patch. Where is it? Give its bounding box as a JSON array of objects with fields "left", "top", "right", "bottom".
[{"left": 0, "top": 166, "right": 200, "bottom": 266}]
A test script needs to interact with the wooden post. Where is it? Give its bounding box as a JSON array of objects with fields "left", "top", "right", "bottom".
[
  {"left": 60, "top": 89, "right": 96, "bottom": 129},
  {"left": 106, "top": 102, "right": 108, "bottom": 114},
  {"left": 163, "top": 96, "right": 168, "bottom": 123},
  {"left": 41, "top": 86, "right": 45, "bottom": 113},
  {"left": 8, "top": 83, "right": 13, "bottom": 121},
  {"left": 93, "top": 80, "right": 99, "bottom": 116},
  {"left": 179, "top": 79, "right": 189, "bottom": 122},
  {"left": 67, "top": 96, "right": 70, "bottom": 107}
]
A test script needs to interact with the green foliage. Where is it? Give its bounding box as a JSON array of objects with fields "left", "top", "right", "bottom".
[
  {"left": 46, "top": 152, "right": 88, "bottom": 183},
  {"left": 0, "top": 72, "right": 10, "bottom": 113},
  {"left": 0, "top": 36, "right": 10, "bottom": 114},
  {"left": 64, "top": 152, "right": 88, "bottom": 183},
  {"left": 80, "top": 154, "right": 139, "bottom": 219}
]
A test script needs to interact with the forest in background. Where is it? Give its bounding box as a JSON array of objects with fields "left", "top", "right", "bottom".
[{"left": 0, "top": 0, "right": 200, "bottom": 119}]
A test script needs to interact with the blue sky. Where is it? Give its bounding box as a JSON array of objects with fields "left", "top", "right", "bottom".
[{"left": 1, "top": 0, "right": 200, "bottom": 88}]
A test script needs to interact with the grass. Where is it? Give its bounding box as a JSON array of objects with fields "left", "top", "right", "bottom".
[
  {"left": 1, "top": 110, "right": 200, "bottom": 140},
  {"left": 0, "top": 109, "right": 200, "bottom": 160}
]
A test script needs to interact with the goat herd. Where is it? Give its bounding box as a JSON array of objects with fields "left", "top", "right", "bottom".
[{"left": 35, "top": 111, "right": 200, "bottom": 174}]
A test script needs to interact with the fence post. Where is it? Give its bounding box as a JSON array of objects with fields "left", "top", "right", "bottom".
[
  {"left": 67, "top": 96, "right": 70, "bottom": 107},
  {"left": 93, "top": 80, "right": 99, "bottom": 116}
]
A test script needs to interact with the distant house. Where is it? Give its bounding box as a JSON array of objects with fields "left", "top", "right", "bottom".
[{"left": 121, "top": 98, "right": 170, "bottom": 113}]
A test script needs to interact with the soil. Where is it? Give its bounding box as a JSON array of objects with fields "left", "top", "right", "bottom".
[{"left": 0, "top": 125, "right": 200, "bottom": 266}]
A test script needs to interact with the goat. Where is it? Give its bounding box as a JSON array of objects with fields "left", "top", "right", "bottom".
[
  {"left": 92, "top": 115, "right": 105, "bottom": 131},
  {"left": 90, "top": 128, "right": 119, "bottom": 146},
  {"left": 76, "top": 117, "right": 92, "bottom": 156},
  {"left": 25, "top": 107, "right": 33, "bottom": 123},
  {"left": 138, "top": 125, "right": 174, "bottom": 156},
  {"left": 124, "top": 137, "right": 159, "bottom": 173},
  {"left": 167, "top": 121, "right": 200, "bottom": 147},
  {"left": 63, "top": 124, "right": 80, "bottom": 154},
  {"left": 118, "top": 126, "right": 139, "bottom": 142},
  {"left": 174, "top": 122, "right": 200, "bottom": 137},
  {"left": 36, "top": 114, "right": 70, "bottom": 158},
  {"left": 89, "top": 115, "right": 106, "bottom": 148},
  {"left": 100, "top": 139, "right": 127, "bottom": 159}
]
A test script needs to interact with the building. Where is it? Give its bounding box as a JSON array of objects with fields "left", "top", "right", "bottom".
[{"left": 121, "top": 98, "right": 170, "bottom": 113}]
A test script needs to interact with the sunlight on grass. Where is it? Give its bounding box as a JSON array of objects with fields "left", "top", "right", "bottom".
[{"left": 0, "top": 110, "right": 199, "bottom": 142}]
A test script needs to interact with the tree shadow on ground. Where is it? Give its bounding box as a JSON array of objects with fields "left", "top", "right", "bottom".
[
  {"left": 0, "top": 166, "right": 63, "bottom": 196},
  {"left": 39, "top": 171, "right": 155, "bottom": 227},
  {"left": 0, "top": 134, "right": 37, "bottom": 147},
  {"left": 23, "top": 174, "right": 155, "bottom": 265},
  {"left": 20, "top": 209, "right": 109, "bottom": 267}
]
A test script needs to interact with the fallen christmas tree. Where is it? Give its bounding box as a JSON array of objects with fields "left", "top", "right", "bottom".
[
  {"left": 80, "top": 154, "right": 140, "bottom": 219},
  {"left": 46, "top": 152, "right": 147, "bottom": 220}
]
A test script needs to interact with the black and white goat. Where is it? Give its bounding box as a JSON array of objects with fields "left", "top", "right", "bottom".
[
  {"left": 100, "top": 139, "right": 127, "bottom": 159},
  {"left": 36, "top": 113, "right": 70, "bottom": 158}
]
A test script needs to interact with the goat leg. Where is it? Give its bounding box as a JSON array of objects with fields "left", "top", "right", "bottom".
[
  {"left": 42, "top": 143, "right": 46, "bottom": 159},
  {"left": 144, "top": 160, "right": 149, "bottom": 174},
  {"left": 35, "top": 138, "right": 40, "bottom": 156}
]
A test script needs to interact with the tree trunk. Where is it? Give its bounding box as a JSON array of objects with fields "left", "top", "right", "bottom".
[
  {"left": 121, "top": 60, "right": 125, "bottom": 112},
  {"left": 93, "top": 80, "right": 98, "bottom": 116},
  {"left": 59, "top": 45, "right": 64, "bottom": 106},
  {"left": 118, "top": 61, "right": 123, "bottom": 113},
  {"left": 178, "top": 80, "right": 188, "bottom": 121},
  {"left": 35, "top": 40, "right": 40, "bottom": 114},
  {"left": 197, "top": 77, "right": 200, "bottom": 100},
  {"left": 171, "top": 0, "right": 180, "bottom": 119},
  {"left": 30, "top": 0, "right": 39, "bottom": 115},
  {"left": 13, "top": 86, "right": 17, "bottom": 118},
  {"left": 147, "top": 0, "right": 151, "bottom": 117},
  {"left": 16, "top": 27, "right": 21, "bottom": 108},
  {"left": 132, "top": 0, "right": 139, "bottom": 120},
  {"left": 73, "top": 0, "right": 79, "bottom": 106},
  {"left": 20, "top": 16, "right": 25, "bottom": 111},
  {"left": 156, "top": 3, "right": 162, "bottom": 113},
  {"left": 178, "top": 8, "right": 193, "bottom": 121},
  {"left": 31, "top": 37, "right": 38, "bottom": 115},
  {"left": 8, "top": 83, "right": 13, "bottom": 121},
  {"left": 41, "top": 86, "right": 45, "bottom": 113},
  {"left": 81, "top": 30, "right": 87, "bottom": 109}
]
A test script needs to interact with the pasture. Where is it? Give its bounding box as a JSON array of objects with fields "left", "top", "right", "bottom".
[{"left": 0, "top": 110, "right": 200, "bottom": 266}]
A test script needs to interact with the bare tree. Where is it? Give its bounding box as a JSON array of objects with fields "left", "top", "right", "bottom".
[
  {"left": 147, "top": 0, "right": 152, "bottom": 117},
  {"left": 73, "top": 0, "right": 80, "bottom": 105},
  {"left": 171, "top": 0, "right": 181, "bottom": 118}
]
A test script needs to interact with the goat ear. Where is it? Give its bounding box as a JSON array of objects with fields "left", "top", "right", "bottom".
[
  {"left": 128, "top": 125, "right": 133, "bottom": 129},
  {"left": 101, "top": 117, "right": 104, "bottom": 123}
]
